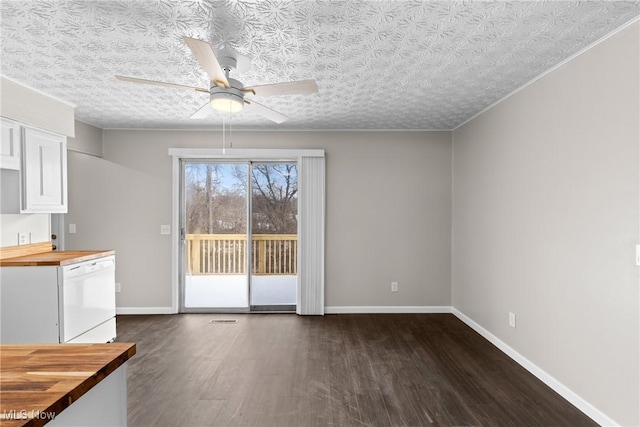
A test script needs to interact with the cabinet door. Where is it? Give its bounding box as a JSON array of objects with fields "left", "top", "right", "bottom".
[
  {"left": 0, "top": 266, "right": 61, "bottom": 344},
  {"left": 0, "top": 118, "right": 21, "bottom": 170},
  {"left": 21, "top": 127, "right": 68, "bottom": 213}
]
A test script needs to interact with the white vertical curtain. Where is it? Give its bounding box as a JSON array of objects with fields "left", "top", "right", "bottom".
[{"left": 297, "top": 155, "right": 325, "bottom": 315}]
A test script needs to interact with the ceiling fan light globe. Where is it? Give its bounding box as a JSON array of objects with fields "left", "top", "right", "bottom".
[{"left": 210, "top": 92, "right": 244, "bottom": 113}]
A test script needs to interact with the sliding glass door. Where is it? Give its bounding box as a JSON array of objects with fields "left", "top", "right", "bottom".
[
  {"left": 182, "top": 162, "right": 249, "bottom": 310},
  {"left": 250, "top": 163, "right": 297, "bottom": 310},
  {"left": 180, "top": 160, "right": 297, "bottom": 312}
]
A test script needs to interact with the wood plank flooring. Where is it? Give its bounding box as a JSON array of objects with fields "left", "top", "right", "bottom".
[{"left": 116, "top": 314, "right": 597, "bottom": 427}]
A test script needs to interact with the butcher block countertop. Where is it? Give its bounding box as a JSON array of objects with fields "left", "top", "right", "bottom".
[
  {"left": 0, "top": 343, "right": 136, "bottom": 427},
  {"left": 0, "top": 247, "right": 115, "bottom": 267}
]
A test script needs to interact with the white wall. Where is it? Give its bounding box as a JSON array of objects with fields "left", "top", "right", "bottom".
[
  {"left": 0, "top": 213, "right": 50, "bottom": 247},
  {"left": 452, "top": 22, "right": 639, "bottom": 426},
  {"left": 0, "top": 76, "right": 75, "bottom": 137},
  {"left": 65, "top": 131, "right": 452, "bottom": 310}
]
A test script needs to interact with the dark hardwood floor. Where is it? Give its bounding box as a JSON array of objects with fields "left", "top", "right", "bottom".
[{"left": 116, "top": 314, "right": 597, "bottom": 427}]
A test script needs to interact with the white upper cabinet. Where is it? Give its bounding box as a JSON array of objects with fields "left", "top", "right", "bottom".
[
  {"left": 0, "top": 118, "right": 21, "bottom": 170},
  {"left": 21, "top": 127, "right": 67, "bottom": 213},
  {"left": 0, "top": 118, "right": 68, "bottom": 214}
]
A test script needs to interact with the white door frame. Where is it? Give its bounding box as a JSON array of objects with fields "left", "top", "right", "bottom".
[{"left": 169, "top": 148, "right": 324, "bottom": 314}]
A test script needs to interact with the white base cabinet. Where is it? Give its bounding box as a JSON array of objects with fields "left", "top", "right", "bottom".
[
  {"left": 48, "top": 364, "right": 128, "bottom": 427},
  {"left": 0, "top": 256, "right": 117, "bottom": 344},
  {"left": 0, "top": 265, "right": 60, "bottom": 343}
]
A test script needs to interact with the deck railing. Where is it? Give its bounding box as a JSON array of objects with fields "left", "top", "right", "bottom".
[{"left": 186, "top": 234, "right": 297, "bottom": 275}]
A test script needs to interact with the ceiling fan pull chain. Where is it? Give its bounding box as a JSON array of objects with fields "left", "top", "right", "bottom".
[
  {"left": 229, "top": 113, "right": 233, "bottom": 149},
  {"left": 222, "top": 114, "right": 226, "bottom": 155}
]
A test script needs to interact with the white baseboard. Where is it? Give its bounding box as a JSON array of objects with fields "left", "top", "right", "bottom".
[
  {"left": 116, "top": 307, "right": 173, "bottom": 315},
  {"left": 451, "top": 308, "right": 618, "bottom": 427},
  {"left": 324, "top": 306, "right": 452, "bottom": 314}
]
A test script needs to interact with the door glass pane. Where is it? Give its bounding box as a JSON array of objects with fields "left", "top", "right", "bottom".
[
  {"left": 183, "top": 162, "right": 249, "bottom": 308},
  {"left": 250, "top": 163, "right": 298, "bottom": 307}
]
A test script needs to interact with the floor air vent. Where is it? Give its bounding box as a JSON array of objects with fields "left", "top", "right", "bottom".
[{"left": 209, "top": 319, "right": 238, "bottom": 324}]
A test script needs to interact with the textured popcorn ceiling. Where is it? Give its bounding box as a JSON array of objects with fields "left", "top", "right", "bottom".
[{"left": 1, "top": 1, "right": 638, "bottom": 130}]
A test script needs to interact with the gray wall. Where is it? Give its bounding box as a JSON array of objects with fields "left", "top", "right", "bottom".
[
  {"left": 452, "top": 22, "right": 639, "bottom": 426},
  {"left": 68, "top": 121, "right": 103, "bottom": 157},
  {"left": 65, "top": 131, "right": 452, "bottom": 309}
]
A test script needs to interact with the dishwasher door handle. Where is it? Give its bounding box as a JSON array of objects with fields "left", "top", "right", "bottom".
[
  {"left": 88, "top": 259, "right": 115, "bottom": 271},
  {"left": 64, "top": 257, "right": 115, "bottom": 279}
]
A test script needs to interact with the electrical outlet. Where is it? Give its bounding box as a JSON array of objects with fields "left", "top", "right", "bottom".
[
  {"left": 160, "top": 225, "right": 171, "bottom": 235},
  {"left": 391, "top": 281, "right": 398, "bottom": 292},
  {"left": 69, "top": 224, "right": 77, "bottom": 234},
  {"left": 115, "top": 282, "right": 121, "bottom": 293},
  {"left": 509, "top": 312, "right": 516, "bottom": 328},
  {"left": 18, "top": 233, "right": 28, "bottom": 245}
]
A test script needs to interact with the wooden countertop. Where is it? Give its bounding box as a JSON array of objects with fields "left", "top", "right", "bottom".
[
  {"left": 0, "top": 250, "right": 115, "bottom": 267},
  {"left": 0, "top": 343, "right": 136, "bottom": 427}
]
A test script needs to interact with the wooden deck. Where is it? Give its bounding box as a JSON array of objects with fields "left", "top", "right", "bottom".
[{"left": 186, "top": 234, "right": 297, "bottom": 275}]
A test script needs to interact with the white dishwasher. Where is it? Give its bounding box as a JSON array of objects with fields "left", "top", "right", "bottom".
[
  {"left": 0, "top": 252, "right": 117, "bottom": 344},
  {"left": 59, "top": 255, "right": 116, "bottom": 343}
]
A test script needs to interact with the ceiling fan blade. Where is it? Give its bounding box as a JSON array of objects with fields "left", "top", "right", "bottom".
[
  {"left": 244, "top": 79, "right": 318, "bottom": 97},
  {"left": 115, "top": 75, "right": 209, "bottom": 93},
  {"left": 190, "top": 102, "right": 212, "bottom": 119},
  {"left": 244, "top": 99, "right": 289, "bottom": 124},
  {"left": 183, "top": 37, "right": 229, "bottom": 88}
]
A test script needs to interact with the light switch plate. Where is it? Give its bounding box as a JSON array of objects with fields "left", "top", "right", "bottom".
[
  {"left": 160, "top": 225, "right": 171, "bottom": 235},
  {"left": 636, "top": 244, "right": 640, "bottom": 266},
  {"left": 69, "top": 224, "right": 76, "bottom": 234}
]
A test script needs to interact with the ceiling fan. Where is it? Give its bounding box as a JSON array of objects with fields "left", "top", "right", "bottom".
[{"left": 115, "top": 37, "right": 318, "bottom": 124}]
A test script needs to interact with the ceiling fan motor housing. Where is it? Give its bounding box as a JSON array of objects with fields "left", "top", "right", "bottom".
[{"left": 210, "top": 77, "right": 245, "bottom": 112}]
